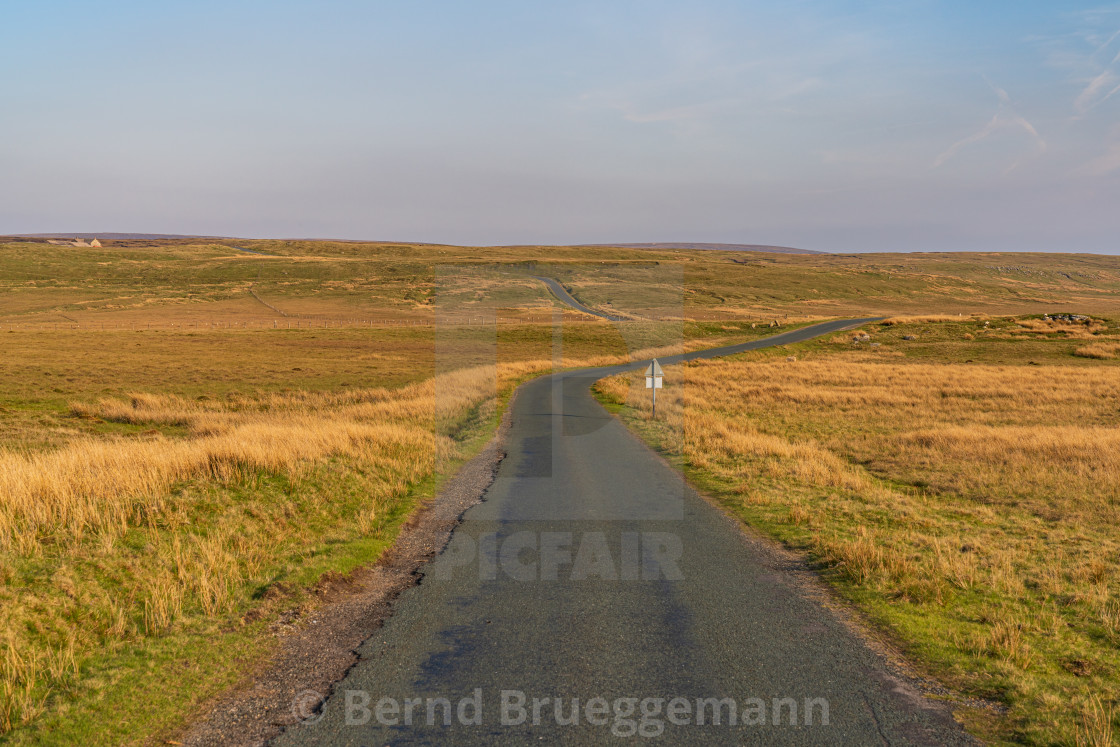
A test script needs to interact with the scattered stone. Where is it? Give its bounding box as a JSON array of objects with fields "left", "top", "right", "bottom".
[
  {"left": 1045, "top": 313, "right": 1090, "bottom": 324},
  {"left": 902, "top": 335, "right": 917, "bottom": 341},
  {"left": 988, "top": 265, "right": 1096, "bottom": 280}
]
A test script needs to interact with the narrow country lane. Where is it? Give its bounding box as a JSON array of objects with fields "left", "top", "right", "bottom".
[{"left": 275, "top": 318, "right": 972, "bottom": 745}]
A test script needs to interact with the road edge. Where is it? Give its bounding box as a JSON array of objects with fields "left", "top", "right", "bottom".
[{"left": 178, "top": 388, "right": 524, "bottom": 746}]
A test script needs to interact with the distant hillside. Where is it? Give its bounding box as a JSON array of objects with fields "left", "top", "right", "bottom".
[
  {"left": 587, "top": 242, "right": 824, "bottom": 254},
  {"left": 9, "top": 233, "right": 235, "bottom": 241},
  {"left": 4, "top": 235, "right": 823, "bottom": 254}
]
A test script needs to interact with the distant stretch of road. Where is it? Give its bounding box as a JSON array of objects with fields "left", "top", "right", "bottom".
[
  {"left": 277, "top": 316, "right": 970, "bottom": 745},
  {"left": 532, "top": 275, "right": 625, "bottom": 321}
]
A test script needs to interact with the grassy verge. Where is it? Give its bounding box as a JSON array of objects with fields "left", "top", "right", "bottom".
[
  {"left": 594, "top": 315, "right": 1120, "bottom": 746},
  {"left": 3, "top": 365, "right": 545, "bottom": 745},
  {"left": 1, "top": 379, "right": 483, "bottom": 743}
]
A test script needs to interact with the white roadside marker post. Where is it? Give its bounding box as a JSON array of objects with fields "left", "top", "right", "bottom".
[{"left": 644, "top": 359, "right": 664, "bottom": 419}]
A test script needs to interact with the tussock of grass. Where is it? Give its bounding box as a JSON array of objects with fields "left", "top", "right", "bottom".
[
  {"left": 1013, "top": 317, "right": 1107, "bottom": 338},
  {"left": 880, "top": 314, "right": 967, "bottom": 325},
  {"left": 1074, "top": 342, "right": 1120, "bottom": 359}
]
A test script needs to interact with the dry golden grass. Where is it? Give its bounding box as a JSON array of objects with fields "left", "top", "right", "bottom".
[
  {"left": 1, "top": 419, "right": 438, "bottom": 553},
  {"left": 1012, "top": 317, "right": 1108, "bottom": 338},
  {"left": 0, "top": 358, "right": 559, "bottom": 735},
  {"left": 880, "top": 314, "right": 969, "bottom": 325},
  {"left": 1074, "top": 342, "right": 1120, "bottom": 359},
  {"left": 1078, "top": 696, "right": 1116, "bottom": 747},
  {"left": 597, "top": 344, "right": 1120, "bottom": 744},
  {"left": 0, "top": 363, "right": 523, "bottom": 554}
]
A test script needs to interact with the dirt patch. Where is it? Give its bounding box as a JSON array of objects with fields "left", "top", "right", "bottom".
[{"left": 176, "top": 394, "right": 517, "bottom": 747}]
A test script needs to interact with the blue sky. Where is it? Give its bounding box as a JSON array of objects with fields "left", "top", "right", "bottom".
[{"left": 3, "top": 1, "right": 1119, "bottom": 251}]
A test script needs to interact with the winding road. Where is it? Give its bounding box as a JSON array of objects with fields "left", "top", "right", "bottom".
[
  {"left": 275, "top": 304, "right": 971, "bottom": 745},
  {"left": 532, "top": 275, "right": 625, "bottom": 321}
]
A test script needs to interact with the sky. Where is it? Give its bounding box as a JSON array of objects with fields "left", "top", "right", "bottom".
[{"left": 3, "top": 1, "right": 1120, "bottom": 252}]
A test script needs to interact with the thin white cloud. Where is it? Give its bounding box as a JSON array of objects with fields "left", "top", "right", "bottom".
[
  {"left": 987, "top": 79, "right": 1011, "bottom": 105},
  {"left": 1075, "top": 69, "right": 1119, "bottom": 113},
  {"left": 1104, "top": 80, "right": 1120, "bottom": 105},
  {"left": 1034, "top": 18, "right": 1120, "bottom": 118},
  {"left": 933, "top": 86, "right": 1047, "bottom": 169},
  {"left": 1069, "top": 23, "right": 1120, "bottom": 116},
  {"left": 1096, "top": 27, "right": 1120, "bottom": 55},
  {"left": 933, "top": 114, "right": 1001, "bottom": 168}
]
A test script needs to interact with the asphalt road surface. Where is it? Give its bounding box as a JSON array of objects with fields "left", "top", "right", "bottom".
[
  {"left": 532, "top": 275, "right": 625, "bottom": 321},
  {"left": 276, "top": 319, "right": 971, "bottom": 745}
]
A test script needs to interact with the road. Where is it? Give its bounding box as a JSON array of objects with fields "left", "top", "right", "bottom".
[
  {"left": 275, "top": 319, "right": 970, "bottom": 745},
  {"left": 532, "top": 275, "right": 625, "bottom": 321}
]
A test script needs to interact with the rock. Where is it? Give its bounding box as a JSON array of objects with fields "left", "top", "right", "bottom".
[
  {"left": 902, "top": 334, "right": 917, "bottom": 341},
  {"left": 1047, "top": 313, "right": 1090, "bottom": 324}
]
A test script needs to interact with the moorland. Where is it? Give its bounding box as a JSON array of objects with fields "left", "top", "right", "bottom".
[{"left": 2, "top": 237, "right": 1118, "bottom": 744}]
